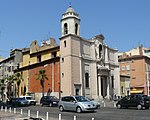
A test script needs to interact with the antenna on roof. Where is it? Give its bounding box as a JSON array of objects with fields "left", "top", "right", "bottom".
[
  {"left": 69, "top": 2, "right": 71, "bottom": 7},
  {"left": 47, "top": 32, "right": 50, "bottom": 40},
  {"left": 0, "top": 31, "right": 1, "bottom": 41}
]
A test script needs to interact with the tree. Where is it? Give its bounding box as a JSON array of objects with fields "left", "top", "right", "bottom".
[
  {"left": 36, "top": 69, "right": 48, "bottom": 97},
  {"left": 0, "top": 78, "right": 6, "bottom": 101},
  {"left": 6, "top": 75, "right": 15, "bottom": 99},
  {"left": 14, "top": 72, "right": 23, "bottom": 97}
]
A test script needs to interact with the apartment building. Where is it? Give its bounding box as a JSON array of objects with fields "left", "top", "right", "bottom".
[
  {"left": 119, "top": 46, "right": 150, "bottom": 95},
  {"left": 0, "top": 49, "right": 22, "bottom": 100}
]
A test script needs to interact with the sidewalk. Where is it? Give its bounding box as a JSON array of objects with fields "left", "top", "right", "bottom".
[
  {"left": 0, "top": 111, "right": 59, "bottom": 120},
  {"left": 0, "top": 111, "right": 30, "bottom": 120}
]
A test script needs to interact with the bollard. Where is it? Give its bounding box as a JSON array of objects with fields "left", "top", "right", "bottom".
[
  {"left": 59, "top": 114, "right": 61, "bottom": 120},
  {"left": 20, "top": 109, "right": 23, "bottom": 115},
  {"left": 74, "top": 116, "right": 76, "bottom": 120},
  {"left": 46, "top": 112, "right": 49, "bottom": 120},
  {"left": 14, "top": 108, "right": 16, "bottom": 114},
  {"left": 5, "top": 106, "right": 7, "bottom": 112},
  {"left": 9, "top": 107, "right": 11, "bottom": 113},
  {"left": 103, "top": 102, "right": 106, "bottom": 107},
  {"left": 92, "top": 118, "right": 94, "bottom": 120},
  {"left": 36, "top": 111, "right": 39, "bottom": 118},
  {"left": 28, "top": 110, "right": 31, "bottom": 117},
  {"left": 114, "top": 102, "right": 116, "bottom": 107},
  {"left": 1, "top": 106, "right": 3, "bottom": 111}
]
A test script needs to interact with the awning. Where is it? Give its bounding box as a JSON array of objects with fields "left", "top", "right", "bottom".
[{"left": 130, "top": 90, "right": 143, "bottom": 94}]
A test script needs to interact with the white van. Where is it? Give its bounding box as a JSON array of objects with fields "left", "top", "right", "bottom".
[{"left": 19, "top": 96, "right": 36, "bottom": 106}]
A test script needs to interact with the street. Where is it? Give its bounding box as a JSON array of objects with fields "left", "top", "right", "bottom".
[{"left": 12, "top": 105, "right": 150, "bottom": 120}]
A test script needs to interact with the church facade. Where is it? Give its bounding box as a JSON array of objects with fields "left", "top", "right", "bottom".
[{"left": 60, "top": 6, "right": 120, "bottom": 100}]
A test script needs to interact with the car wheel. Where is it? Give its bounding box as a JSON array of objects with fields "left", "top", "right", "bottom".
[
  {"left": 145, "top": 106, "right": 149, "bottom": 109},
  {"left": 49, "top": 103, "right": 52, "bottom": 107},
  {"left": 30, "top": 102, "right": 34, "bottom": 105},
  {"left": 76, "top": 106, "right": 82, "bottom": 113},
  {"left": 116, "top": 104, "right": 122, "bottom": 109},
  {"left": 34, "top": 102, "right": 36, "bottom": 106},
  {"left": 137, "top": 104, "right": 142, "bottom": 110},
  {"left": 59, "top": 106, "right": 64, "bottom": 112}
]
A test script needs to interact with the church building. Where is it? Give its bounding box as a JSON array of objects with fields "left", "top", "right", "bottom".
[{"left": 60, "top": 6, "right": 120, "bottom": 100}]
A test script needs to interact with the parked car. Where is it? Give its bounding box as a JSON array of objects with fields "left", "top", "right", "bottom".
[
  {"left": 19, "top": 96, "right": 36, "bottom": 106},
  {"left": 10, "top": 97, "right": 29, "bottom": 107},
  {"left": 87, "top": 97, "right": 100, "bottom": 109},
  {"left": 116, "top": 94, "right": 150, "bottom": 110},
  {"left": 40, "top": 96, "right": 59, "bottom": 107},
  {"left": 58, "top": 96, "right": 97, "bottom": 113}
]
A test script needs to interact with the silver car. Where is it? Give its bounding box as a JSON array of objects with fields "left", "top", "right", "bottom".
[{"left": 58, "top": 96, "right": 97, "bottom": 113}]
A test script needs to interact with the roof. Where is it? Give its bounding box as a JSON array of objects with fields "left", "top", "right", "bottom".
[
  {"left": 118, "top": 55, "right": 150, "bottom": 61},
  {"left": 66, "top": 6, "right": 75, "bottom": 13}
]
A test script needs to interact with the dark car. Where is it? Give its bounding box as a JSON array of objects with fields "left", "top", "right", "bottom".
[
  {"left": 116, "top": 94, "right": 150, "bottom": 110},
  {"left": 9, "top": 97, "right": 29, "bottom": 107},
  {"left": 40, "top": 96, "right": 59, "bottom": 107}
]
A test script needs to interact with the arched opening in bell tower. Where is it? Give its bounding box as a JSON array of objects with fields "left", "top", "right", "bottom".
[
  {"left": 75, "top": 23, "right": 78, "bottom": 35},
  {"left": 64, "top": 23, "right": 68, "bottom": 35}
]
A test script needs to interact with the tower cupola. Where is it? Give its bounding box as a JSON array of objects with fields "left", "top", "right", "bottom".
[{"left": 61, "top": 6, "right": 80, "bottom": 37}]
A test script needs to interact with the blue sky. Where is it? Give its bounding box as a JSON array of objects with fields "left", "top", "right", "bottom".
[{"left": 0, "top": 0, "right": 150, "bottom": 57}]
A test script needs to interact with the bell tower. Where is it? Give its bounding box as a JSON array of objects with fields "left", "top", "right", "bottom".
[
  {"left": 60, "top": 6, "right": 82, "bottom": 96},
  {"left": 61, "top": 6, "right": 80, "bottom": 36}
]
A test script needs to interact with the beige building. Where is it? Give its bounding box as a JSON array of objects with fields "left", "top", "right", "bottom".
[
  {"left": 120, "top": 75, "right": 130, "bottom": 97},
  {"left": 0, "top": 49, "right": 22, "bottom": 100},
  {"left": 60, "top": 6, "right": 120, "bottom": 100}
]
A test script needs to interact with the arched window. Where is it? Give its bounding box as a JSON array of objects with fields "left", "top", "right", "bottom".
[
  {"left": 64, "top": 40, "right": 66, "bottom": 47},
  {"left": 85, "top": 73, "right": 89, "bottom": 88},
  {"left": 64, "top": 23, "right": 68, "bottom": 35},
  {"left": 99, "top": 44, "right": 102, "bottom": 58},
  {"left": 75, "top": 23, "right": 78, "bottom": 35}
]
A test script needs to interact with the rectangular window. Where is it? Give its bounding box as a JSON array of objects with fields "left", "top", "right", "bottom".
[
  {"left": 111, "top": 76, "right": 114, "bottom": 88},
  {"left": 85, "top": 73, "right": 89, "bottom": 88},
  {"left": 121, "top": 66, "right": 125, "bottom": 71},
  {"left": 12, "top": 66, "right": 14, "bottom": 71},
  {"left": 52, "top": 52, "right": 57, "bottom": 58},
  {"left": 37, "top": 55, "right": 41, "bottom": 62},
  {"left": 8, "top": 66, "right": 11, "bottom": 72},
  {"left": 121, "top": 86, "right": 124, "bottom": 94},
  {"left": 126, "top": 65, "right": 130, "bottom": 71}
]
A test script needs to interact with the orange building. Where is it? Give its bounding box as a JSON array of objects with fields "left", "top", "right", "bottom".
[
  {"left": 18, "top": 38, "right": 60, "bottom": 102},
  {"left": 119, "top": 55, "right": 150, "bottom": 95}
]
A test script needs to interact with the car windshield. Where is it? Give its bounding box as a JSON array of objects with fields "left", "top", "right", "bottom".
[
  {"left": 26, "top": 97, "right": 32, "bottom": 100},
  {"left": 75, "top": 96, "right": 89, "bottom": 102},
  {"left": 51, "top": 96, "right": 58, "bottom": 100},
  {"left": 18, "top": 98, "right": 25, "bottom": 101}
]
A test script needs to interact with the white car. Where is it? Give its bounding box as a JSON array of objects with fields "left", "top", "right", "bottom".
[{"left": 19, "top": 96, "right": 36, "bottom": 106}]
